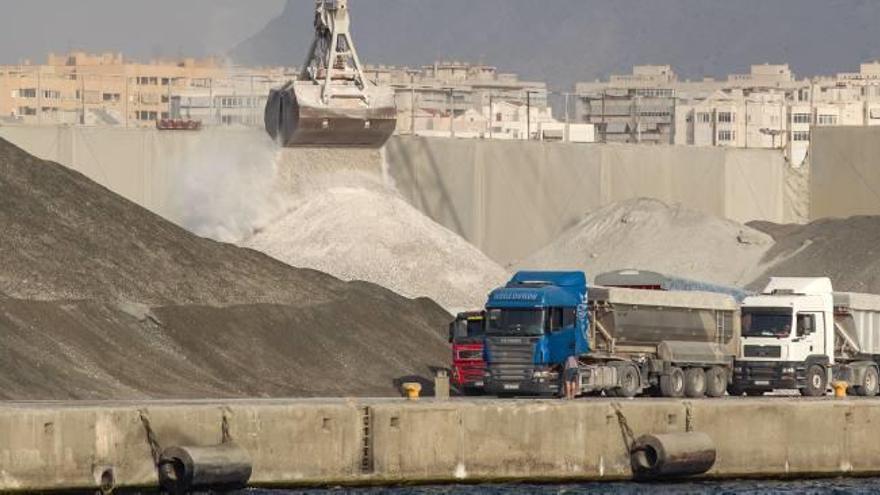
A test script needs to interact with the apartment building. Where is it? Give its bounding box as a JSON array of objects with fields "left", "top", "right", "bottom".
[
  {"left": 364, "top": 61, "right": 550, "bottom": 135},
  {"left": 577, "top": 62, "right": 880, "bottom": 165},
  {"left": 0, "top": 52, "right": 287, "bottom": 127}
]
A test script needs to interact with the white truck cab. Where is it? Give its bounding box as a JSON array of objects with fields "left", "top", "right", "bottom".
[{"left": 734, "top": 277, "right": 880, "bottom": 396}]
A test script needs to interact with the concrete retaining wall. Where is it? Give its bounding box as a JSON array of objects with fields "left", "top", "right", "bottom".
[
  {"left": 0, "top": 126, "right": 794, "bottom": 264},
  {"left": 1, "top": 398, "right": 879, "bottom": 491},
  {"left": 810, "top": 126, "right": 880, "bottom": 220},
  {"left": 385, "top": 137, "right": 791, "bottom": 263}
]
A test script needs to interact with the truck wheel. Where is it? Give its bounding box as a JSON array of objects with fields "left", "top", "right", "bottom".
[
  {"left": 615, "top": 364, "right": 641, "bottom": 398},
  {"left": 684, "top": 368, "right": 707, "bottom": 398},
  {"left": 855, "top": 366, "right": 880, "bottom": 397},
  {"left": 705, "top": 367, "right": 727, "bottom": 398},
  {"left": 800, "top": 365, "right": 827, "bottom": 397},
  {"left": 660, "top": 367, "right": 685, "bottom": 398}
]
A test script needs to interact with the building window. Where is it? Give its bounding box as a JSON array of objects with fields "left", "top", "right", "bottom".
[
  {"left": 792, "top": 113, "right": 811, "bottom": 124},
  {"left": 103, "top": 93, "right": 120, "bottom": 102},
  {"left": 19, "top": 88, "right": 37, "bottom": 98},
  {"left": 17, "top": 106, "right": 37, "bottom": 116},
  {"left": 792, "top": 130, "right": 810, "bottom": 141},
  {"left": 817, "top": 114, "right": 838, "bottom": 125},
  {"left": 718, "top": 130, "right": 735, "bottom": 141},
  {"left": 717, "top": 112, "right": 735, "bottom": 123},
  {"left": 697, "top": 112, "right": 711, "bottom": 123},
  {"left": 161, "top": 78, "right": 170, "bottom": 86}
]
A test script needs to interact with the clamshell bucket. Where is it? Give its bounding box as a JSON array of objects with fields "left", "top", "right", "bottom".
[
  {"left": 265, "top": 80, "right": 397, "bottom": 148},
  {"left": 264, "top": 0, "right": 397, "bottom": 148}
]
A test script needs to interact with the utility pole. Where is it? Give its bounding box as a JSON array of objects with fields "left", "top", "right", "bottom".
[
  {"left": 409, "top": 71, "right": 416, "bottom": 135},
  {"left": 448, "top": 88, "right": 454, "bottom": 138},
  {"left": 526, "top": 90, "right": 532, "bottom": 140},
  {"left": 489, "top": 95, "right": 494, "bottom": 139},
  {"left": 80, "top": 73, "right": 85, "bottom": 125}
]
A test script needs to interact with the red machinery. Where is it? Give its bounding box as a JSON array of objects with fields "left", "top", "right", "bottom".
[{"left": 448, "top": 311, "right": 486, "bottom": 394}]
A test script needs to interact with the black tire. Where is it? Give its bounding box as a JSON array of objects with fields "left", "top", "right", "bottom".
[
  {"left": 684, "top": 368, "right": 707, "bottom": 398},
  {"left": 705, "top": 367, "right": 727, "bottom": 398},
  {"left": 745, "top": 389, "right": 765, "bottom": 396},
  {"left": 800, "top": 364, "right": 827, "bottom": 397},
  {"left": 615, "top": 364, "right": 641, "bottom": 398},
  {"left": 660, "top": 367, "right": 685, "bottom": 398},
  {"left": 855, "top": 367, "right": 880, "bottom": 397},
  {"left": 727, "top": 384, "right": 744, "bottom": 397}
]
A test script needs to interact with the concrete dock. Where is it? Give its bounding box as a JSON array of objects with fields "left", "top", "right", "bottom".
[{"left": 2, "top": 397, "right": 880, "bottom": 491}]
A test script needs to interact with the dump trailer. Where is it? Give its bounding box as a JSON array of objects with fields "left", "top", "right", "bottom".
[
  {"left": 448, "top": 311, "right": 486, "bottom": 394},
  {"left": 483, "top": 271, "right": 740, "bottom": 398},
  {"left": 595, "top": 269, "right": 751, "bottom": 301},
  {"left": 264, "top": 0, "right": 397, "bottom": 147},
  {"left": 733, "top": 277, "right": 880, "bottom": 396}
]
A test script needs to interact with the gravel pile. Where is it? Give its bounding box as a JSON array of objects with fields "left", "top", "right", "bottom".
[
  {"left": 244, "top": 150, "right": 508, "bottom": 314},
  {"left": 518, "top": 198, "right": 773, "bottom": 287},
  {"left": 748, "top": 216, "right": 880, "bottom": 294},
  {"left": 0, "top": 137, "right": 451, "bottom": 399}
]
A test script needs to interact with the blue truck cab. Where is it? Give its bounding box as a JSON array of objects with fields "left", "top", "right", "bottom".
[{"left": 483, "top": 271, "right": 590, "bottom": 395}]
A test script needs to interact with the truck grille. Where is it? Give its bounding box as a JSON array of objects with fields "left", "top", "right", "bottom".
[
  {"left": 486, "top": 337, "right": 537, "bottom": 382},
  {"left": 743, "top": 345, "right": 782, "bottom": 358}
]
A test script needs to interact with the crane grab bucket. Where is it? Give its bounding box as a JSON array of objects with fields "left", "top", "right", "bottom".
[{"left": 264, "top": 0, "right": 397, "bottom": 148}]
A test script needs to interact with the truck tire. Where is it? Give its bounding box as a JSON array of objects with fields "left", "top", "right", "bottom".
[
  {"left": 615, "top": 364, "right": 641, "bottom": 398},
  {"left": 684, "top": 368, "right": 707, "bottom": 398},
  {"left": 800, "top": 364, "right": 827, "bottom": 397},
  {"left": 660, "top": 367, "right": 685, "bottom": 398},
  {"left": 855, "top": 366, "right": 880, "bottom": 397},
  {"left": 705, "top": 367, "right": 727, "bottom": 398}
]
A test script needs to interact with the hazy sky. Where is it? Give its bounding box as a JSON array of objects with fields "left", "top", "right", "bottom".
[
  {"left": 3, "top": 0, "right": 880, "bottom": 90},
  {"left": 0, "top": 0, "right": 285, "bottom": 64}
]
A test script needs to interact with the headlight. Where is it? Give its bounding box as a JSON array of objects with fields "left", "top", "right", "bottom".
[
  {"left": 483, "top": 370, "right": 492, "bottom": 377},
  {"left": 532, "top": 370, "right": 551, "bottom": 379},
  {"left": 782, "top": 367, "right": 795, "bottom": 374}
]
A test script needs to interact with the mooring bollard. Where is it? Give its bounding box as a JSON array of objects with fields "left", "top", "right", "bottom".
[
  {"left": 631, "top": 431, "right": 716, "bottom": 479},
  {"left": 402, "top": 382, "right": 422, "bottom": 400},
  {"left": 158, "top": 443, "right": 252, "bottom": 494},
  {"left": 434, "top": 370, "right": 450, "bottom": 400}
]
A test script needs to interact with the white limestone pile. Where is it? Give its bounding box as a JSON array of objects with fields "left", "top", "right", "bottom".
[
  {"left": 518, "top": 198, "right": 773, "bottom": 287},
  {"left": 243, "top": 151, "right": 508, "bottom": 314}
]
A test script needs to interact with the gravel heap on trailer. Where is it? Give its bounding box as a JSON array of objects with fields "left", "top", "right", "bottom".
[
  {"left": 243, "top": 149, "right": 509, "bottom": 314},
  {"left": 517, "top": 198, "right": 773, "bottom": 287},
  {"left": 0, "top": 138, "right": 450, "bottom": 399},
  {"left": 748, "top": 216, "right": 880, "bottom": 294}
]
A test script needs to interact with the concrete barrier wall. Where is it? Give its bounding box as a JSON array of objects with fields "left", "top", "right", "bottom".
[
  {"left": 385, "top": 137, "right": 789, "bottom": 264},
  {"left": 0, "top": 126, "right": 792, "bottom": 264},
  {"left": 810, "top": 126, "right": 880, "bottom": 220},
  {"left": 2, "top": 398, "right": 880, "bottom": 491}
]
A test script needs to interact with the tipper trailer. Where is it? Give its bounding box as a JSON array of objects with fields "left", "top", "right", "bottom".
[
  {"left": 733, "top": 277, "right": 880, "bottom": 396},
  {"left": 483, "top": 271, "right": 740, "bottom": 398},
  {"left": 448, "top": 311, "right": 486, "bottom": 394}
]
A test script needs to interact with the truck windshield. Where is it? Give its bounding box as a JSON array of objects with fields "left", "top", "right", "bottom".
[
  {"left": 742, "top": 308, "right": 793, "bottom": 338},
  {"left": 486, "top": 309, "right": 545, "bottom": 336},
  {"left": 466, "top": 318, "right": 485, "bottom": 338}
]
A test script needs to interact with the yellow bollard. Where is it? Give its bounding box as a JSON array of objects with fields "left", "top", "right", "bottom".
[
  {"left": 402, "top": 382, "right": 422, "bottom": 400},
  {"left": 832, "top": 381, "right": 848, "bottom": 398}
]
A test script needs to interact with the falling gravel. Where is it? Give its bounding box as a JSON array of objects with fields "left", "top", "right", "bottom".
[
  {"left": 244, "top": 150, "right": 509, "bottom": 314},
  {"left": 518, "top": 198, "right": 773, "bottom": 287}
]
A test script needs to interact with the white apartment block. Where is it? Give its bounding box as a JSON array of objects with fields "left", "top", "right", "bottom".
[{"left": 579, "top": 61, "right": 880, "bottom": 165}]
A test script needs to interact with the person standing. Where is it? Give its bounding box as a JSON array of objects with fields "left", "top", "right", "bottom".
[{"left": 563, "top": 355, "right": 579, "bottom": 399}]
